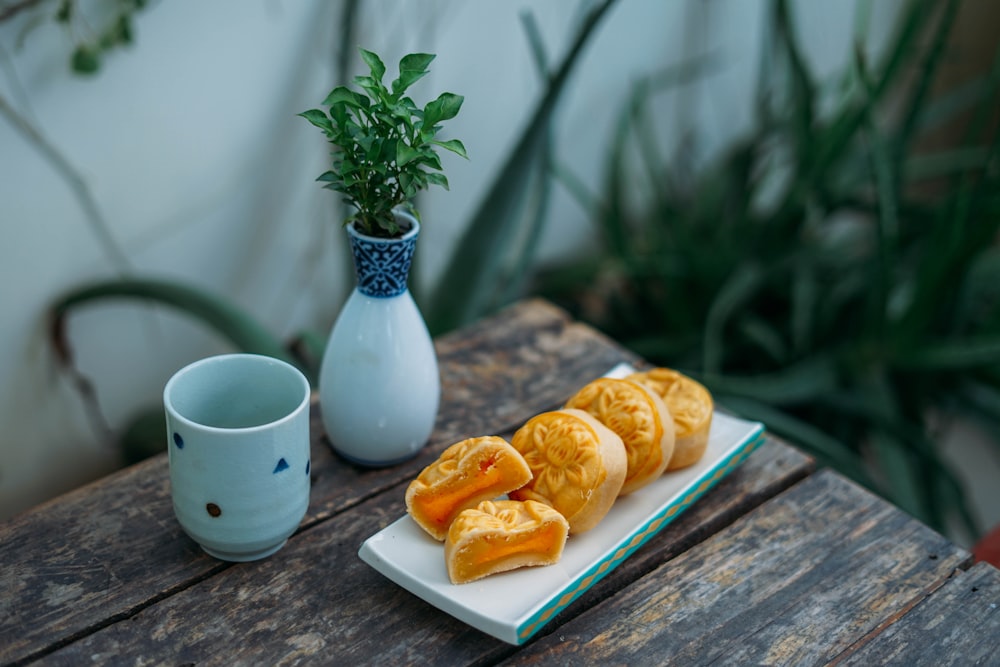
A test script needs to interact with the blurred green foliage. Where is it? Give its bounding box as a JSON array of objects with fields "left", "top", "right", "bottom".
[
  {"left": 536, "top": 0, "right": 1000, "bottom": 538},
  {"left": 39, "top": 0, "right": 1000, "bottom": 541}
]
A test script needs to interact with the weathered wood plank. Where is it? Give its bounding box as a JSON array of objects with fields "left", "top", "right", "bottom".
[
  {"left": 522, "top": 433, "right": 814, "bottom": 638},
  {"left": 504, "top": 469, "right": 972, "bottom": 666},
  {"left": 37, "top": 440, "right": 810, "bottom": 665},
  {"left": 0, "top": 299, "right": 640, "bottom": 666},
  {"left": 832, "top": 561, "right": 1000, "bottom": 666}
]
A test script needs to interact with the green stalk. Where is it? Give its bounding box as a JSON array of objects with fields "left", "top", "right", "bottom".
[
  {"left": 425, "top": 0, "right": 621, "bottom": 334},
  {"left": 50, "top": 277, "right": 314, "bottom": 385}
]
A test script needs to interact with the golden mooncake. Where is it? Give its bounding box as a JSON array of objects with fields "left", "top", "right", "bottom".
[
  {"left": 627, "top": 368, "right": 713, "bottom": 470},
  {"left": 564, "top": 377, "right": 676, "bottom": 495},
  {"left": 405, "top": 436, "right": 533, "bottom": 541},
  {"left": 508, "top": 409, "right": 626, "bottom": 534},
  {"left": 445, "top": 499, "right": 569, "bottom": 584}
]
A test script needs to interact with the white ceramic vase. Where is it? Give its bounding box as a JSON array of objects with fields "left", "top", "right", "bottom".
[{"left": 319, "top": 212, "right": 440, "bottom": 466}]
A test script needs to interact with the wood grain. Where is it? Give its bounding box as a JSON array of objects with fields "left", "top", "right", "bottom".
[
  {"left": 832, "top": 561, "right": 1000, "bottom": 666},
  {"left": 0, "top": 299, "right": 641, "bottom": 665},
  {"left": 13, "top": 297, "right": 979, "bottom": 667},
  {"left": 36, "top": 439, "right": 811, "bottom": 666},
  {"left": 505, "top": 469, "right": 972, "bottom": 666}
]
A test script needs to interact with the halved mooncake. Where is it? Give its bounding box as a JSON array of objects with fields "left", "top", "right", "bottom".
[
  {"left": 406, "top": 436, "right": 533, "bottom": 541},
  {"left": 627, "top": 368, "right": 713, "bottom": 470},
  {"left": 445, "top": 499, "right": 569, "bottom": 584},
  {"left": 508, "top": 409, "right": 626, "bottom": 534},
  {"left": 564, "top": 377, "right": 676, "bottom": 495}
]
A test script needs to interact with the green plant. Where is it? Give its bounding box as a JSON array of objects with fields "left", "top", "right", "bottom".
[
  {"left": 537, "top": 0, "right": 1000, "bottom": 540},
  {"left": 43, "top": 1, "right": 620, "bottom": 465},
  {"left": 299, "top": 48, "right": 468, "bottom": 238},
  {"left": 424, "top": 0, "right": 619, "bottom": 334}
]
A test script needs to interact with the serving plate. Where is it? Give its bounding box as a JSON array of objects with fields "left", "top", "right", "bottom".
[{"left": 358, "top": 363, "right": 766, "bottom": 645}]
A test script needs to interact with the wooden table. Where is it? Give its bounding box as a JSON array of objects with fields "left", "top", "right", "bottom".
[{"left": 2, "top": 299, "right": 998, "bottom": 666}]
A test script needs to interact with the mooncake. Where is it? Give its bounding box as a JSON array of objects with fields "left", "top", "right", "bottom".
[
  {"left": 405, "top": 436, "right": 533, "bottom": 541},
  {"left": 564, "top": 377, "right": 676, "bottom": 495},
  {"left": 509, "top": 409, "right": 626, "bottom": 534},
  {"left": 627, "top": 368, "right": 713, "bottom": 470},
  {"left": 445, "top": 499, "right": 570, "bottom": 584}
]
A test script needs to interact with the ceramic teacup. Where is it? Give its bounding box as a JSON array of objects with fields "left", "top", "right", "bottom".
[{"left": 164, "top": 354, "right": 311, "bottom": 562}]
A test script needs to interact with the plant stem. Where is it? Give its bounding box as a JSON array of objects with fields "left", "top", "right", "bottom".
[
  {"left": 0, "top": 92, "right": 132, "bottom": 274},
  {"left": 0, "top": 0, "right": 47, "bottom": 24}
]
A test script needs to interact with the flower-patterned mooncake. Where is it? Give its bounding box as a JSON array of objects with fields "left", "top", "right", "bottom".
[
  {"left": 565, "top": 377, "right": 676, "bottom": 495},
  {"left": 627, "top": 368, "right": 714, "bottom": 471},
  {"left": 509, "top": 409, "right": 627, "bottom": 534}
]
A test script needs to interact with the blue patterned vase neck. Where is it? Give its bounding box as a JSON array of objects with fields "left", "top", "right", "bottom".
[{"left": 347, "top": 215, "right": 419, "bottom": 298}]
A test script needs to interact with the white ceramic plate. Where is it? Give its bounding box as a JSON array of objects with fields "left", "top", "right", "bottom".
[{"left": 358, "top": 363, "right": 766, "bottom": 645}]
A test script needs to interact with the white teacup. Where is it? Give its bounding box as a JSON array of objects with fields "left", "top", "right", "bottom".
[{"left": 164, "top": 354, "right": 311, "bottom": 562}]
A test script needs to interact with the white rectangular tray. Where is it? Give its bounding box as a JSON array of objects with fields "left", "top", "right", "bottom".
[{"left": 358, "top": 365, "right": 766, "bottom": 645}]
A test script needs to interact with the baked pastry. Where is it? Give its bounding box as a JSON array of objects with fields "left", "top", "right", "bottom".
[
  {"left": 445, "top": 499, "right": 569, "bottom": 584},
  {"left": 627, "top": 368, "right": 713, "bottom": 470},
  {"left": 405, "top": 436, "right": 533, "bottom": 541},
  {"left": 509, "top": 409, "right": 626, "bottom": 534},
  {"left": 564, "top": 377, "right": 676, "bottom": 495}
]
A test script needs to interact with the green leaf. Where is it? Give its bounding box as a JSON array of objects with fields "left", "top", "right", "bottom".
[
  {"left": 71, "top": 46, "right": 100, "bottom": 74},
  {"left": 868, "top": 430, "right": 930, "bottom": 524},
  {"left": 391, "top": 53, "right": 435, "bottom": 97},
  {"left": 425, "top": 172, "right": 449, "bottom": 189},
  {"left": 432, "top": 138, "right": 468, "bottom": 159},
  {"left": 719, "top": 394, "right": 874, "bottom": 487},
  {"left": 399, "top": 52, "right": 435, "bottom": 77},
  {"left": 354, "top": 75, "right": 384, "bottom": 99},
  {"left": 698, "top": 355, "right": 838, "bottom": 406},
  {"left": 118, "top": 16, "right": 134, "bottom": 44},
  {"left": 412, "top": 149, "right": 443, "bottom": 171},
  {"left": 899, "top": 337, "right": 1000, "bottom": 370},
  {"left": 322, "top": 86, "right": 365, "bottom": 109},
  {"left": 55, "top": 0, "right": 72, "bottom": 22},
  {"left": 423, "top": 92, "right": 464, "bottom": 127},
  {"left": 297, "top": 109, "right": 333, "bottom": 134},
  {"left": 702, "top": 261, "right": 765, "bottom": 373},
  {"left": 359, "top": 47, "right": 386, "bottom": 82},
  {"left": 397, "top": 142, "right": 420, "bottom": 167}
]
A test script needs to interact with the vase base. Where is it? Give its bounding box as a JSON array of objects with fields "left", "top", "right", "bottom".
[{"left": 333, "top": 444, "right": 423, "bottom": 468}]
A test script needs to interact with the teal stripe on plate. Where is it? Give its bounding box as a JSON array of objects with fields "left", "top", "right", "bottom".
[{"left": 516, "top": 426, "right": 767, "bottom": 643}]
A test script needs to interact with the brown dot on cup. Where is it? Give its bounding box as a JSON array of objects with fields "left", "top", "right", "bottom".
[{"left": 206, "top": 503, "right": 222, "bottom": 517}]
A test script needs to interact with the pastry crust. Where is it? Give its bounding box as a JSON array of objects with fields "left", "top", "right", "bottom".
[
  {"left": 509, "top": 409, "right": 626, "bottom": 534},
  {"left": 627, "top": 368, "right": 713, "bottom": 470},
  {"left": 565, "top": 378, "right": 676, "bottom": 495},
  {"left": 405, "top": 436, "right": 532, "bottom": 541},
  {"left": 445, "top": 499, "right": 569, "bottom": 584}
]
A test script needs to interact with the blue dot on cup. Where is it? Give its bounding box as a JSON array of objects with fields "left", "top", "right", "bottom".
[
  {"left": 273, "top": 458, "right": 289, "bottom": 474},
  {"left": 173, "top": 432, "right": 184, "bottom": 449},
  {"left": 306, "top": 460, "right": 311, "bottom": 476}
]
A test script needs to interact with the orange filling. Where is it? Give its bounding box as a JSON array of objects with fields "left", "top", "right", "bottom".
[
  {"left": 466, "top": 525, "right": 563, "bottom": 565},
  {"left": 416, "top": 461, "right": 506, "bottom": 528},
  {"left": 450, "top": 525, "right": 564, "bottom": 582},
  {"left": 406, "top": 437, "right": 534, "bottom": 540}
]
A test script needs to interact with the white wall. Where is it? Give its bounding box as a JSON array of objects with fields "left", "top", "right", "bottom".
[{"left": 0, "top": 0, "right": 915, "bottom": 520}]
